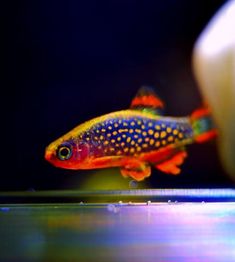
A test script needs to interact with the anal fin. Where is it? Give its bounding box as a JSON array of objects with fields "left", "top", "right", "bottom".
[
  {"left": 155, "top": 151, "right": 187, "bottom": 175},
  {"left": 120, "top": 161, "right": 151, "bottom": 181}
]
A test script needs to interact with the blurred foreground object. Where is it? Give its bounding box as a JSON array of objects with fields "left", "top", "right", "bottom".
[{"left": 193, "top": 0, "right": 235, "bottom": 180}]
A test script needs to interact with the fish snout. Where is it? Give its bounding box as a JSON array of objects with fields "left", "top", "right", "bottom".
[{"left": 44, "top": 147, "right": 54, "bottom": 162}]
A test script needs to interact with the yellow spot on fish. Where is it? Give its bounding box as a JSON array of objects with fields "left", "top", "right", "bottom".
[
  {"left": 107, "top": 133, "right": 111, "bottom": 137},
  {"left": 100, "top": 135, "right": 104, "bottom": 140},
  {"left": 110, "top": 147, "right": 115, "bottom": 152},
  {"left": 115, "top": 143, "right": 119, "bottom": 147},
  {"left": 117, "top": 150, "right": 122, "bottom": 155},
  {"left": 154, "top": 132, "right": 159, "bottom": 138},
  {"left": 111, "top": 139, "right": 115, "bottom": 144},
  {"left": 117, "top": 137, "right": 121, "bottom": 141},
  {"left": 118, "top": 128, "right": 128, "bottom": 133},
  {"left": 122, "top": 134, "right": 127, "bottom": 138},
  {"left": 134, "top": 134, "right": 138, "bottom": 139},
  {"left": 162, "top": 140, "right": 166, "bottom": 145},
  {"left": 130, "top": 148, "right": 135, "bottom": 153},
  {"left": 124, "top": 147, "right": 129, "bottom": 153},
  {"left": 137, "top": 146, "right": 142, "bottom": 152},
  {"left": 123, "top": 122, "right": 128, "bottom": 127},
  {"left": 155, "top": 125, "right": 161, "bottom": 130},
  {"left": 121, "top": 142, "right": 125, "bottom": 147},
  {"left": 162, "top": 123, "right": 166, "bottom": 128},
  {"left": 114, "top": 123, "right": 119, "bottom": 128},
  {"left": 173, "top": 129, "right": 179, "bottom": 135},
  {"left": 96, "top": 129, "right": 100, "bottom": 134},
  {"left": 86, "top": 137, "right": 90, "bottom": 141},
  {"left": 131, "top": 121, "right": 135, "bottom": 126},
  {"left": 129, "top": 129, "right": 134, "bottom": 133},
  {"left": 137, "top": 120, "right": 142, "bottom": 125},
  {"left": 150, "top": 139, "right": 155, "bottom": 145},
  {"left": 104, "top": 141, "right": 109, "bottom": 145},
  {"left": 126, "top": 137, "right": 131, "bottom": 143},
  {"left": 135, "top": 129, "right": 141, "bottom": 134},
  {"left": 138, "top": 138, "right": 143, "bottom": 143},
  {"left": 148, "top": 129, "right": 154, "bottom": 135},
  {"left": 118, "top": 119, "right": 122, "bottom": 124},
  {"left": 131, "top": 140, "right": 135, "bottom": 145},
  {"left": 141, "top": 125, "right": 146, "bottom": 130},
  {"left": 145, "top": 137, "right": 150, "bottom": 142},
  {"left": 178, "top": 133, "right": 184, "bottom": 139},
  {"left": 160, "top": 131, "right": 167, "bottom": 138},
  {"left": 94, "top": 136, "right": 98, "bottom": 140},
  {"left": 168, "top": 136, "right": 174, "bottom": 142},
  {"left": 167, "top": 127, "right": 172, "bottom": 133},
  {"left": 143, "top": 131, "right": 147, "bottom": 136},
  {"left": 148, "top": 122, "right": 153, "bottom": 127},
  {"left": 101, "top": 128, "right": 106, "bottom": 132},
  {"left": 142, "top": 143, "right": 148, "bottom": 148},
  {"left": 113, "top": 131, "right": 118, "bottom": 136},
  {"left": 108, "top": 126, "right": 112, "bottom": 130},
  {"left": 155, "top": 141, "right": 160, "bottom": 147}
]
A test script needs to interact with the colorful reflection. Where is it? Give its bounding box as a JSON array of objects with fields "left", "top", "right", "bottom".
[{"left": 0, "top": 202, "right": 235, "bottom": 261}]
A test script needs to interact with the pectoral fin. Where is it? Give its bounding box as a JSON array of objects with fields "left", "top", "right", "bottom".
[
  {"left": 120, "top": 161, "right": 151, "bottom": 181},
  {"left": 155, "top": 151, "right": 187, "bottom": 175}
]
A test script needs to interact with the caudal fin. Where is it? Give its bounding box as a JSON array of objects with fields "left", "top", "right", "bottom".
[{"left": 191, "top": 107, "right": 217, "bottom": 143}]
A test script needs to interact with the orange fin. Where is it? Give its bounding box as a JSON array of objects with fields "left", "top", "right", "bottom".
[
  {"left": 191, "top": 106, "right": 217, "bottom": 143},
  {"left": 155, "top": 151, "right": 187, "bottom": 175},
  {"left": 194, "top": 130, "right": 217, "bottom": 143},
  {"left": 130, "top": 86, "right": 164, "bottom": 115},
  {"left": 120, "top": 161, "right": 151, "bottom": 181},
  {"left": 191, "top": 107, "right": 211, "bottom": 120}
]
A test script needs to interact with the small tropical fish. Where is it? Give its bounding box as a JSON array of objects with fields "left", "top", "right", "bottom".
[{"left": 45, "top": 87, "right": 217, "bottom": 181}]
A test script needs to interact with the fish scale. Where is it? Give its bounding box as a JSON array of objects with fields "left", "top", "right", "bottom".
[{"left": 80, "top": 115, "right": 193, "bottom": 157}]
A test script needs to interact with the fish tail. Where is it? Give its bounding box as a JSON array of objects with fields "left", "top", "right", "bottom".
[{"left": 191, "top": 106, "right": 217, "bottom": 143}]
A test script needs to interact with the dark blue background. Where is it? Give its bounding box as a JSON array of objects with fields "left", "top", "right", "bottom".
[{"left": 3, "top": 0, "right": 233, "bottom": 190}]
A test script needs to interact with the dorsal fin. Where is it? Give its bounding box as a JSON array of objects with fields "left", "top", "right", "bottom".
[{"left": 130, "top": 86, "right": 165, "bottom": 115}]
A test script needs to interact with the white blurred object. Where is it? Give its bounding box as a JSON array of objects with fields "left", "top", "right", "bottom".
[{"left": 193, "top": 0, "right": 235, "bottom": 180}]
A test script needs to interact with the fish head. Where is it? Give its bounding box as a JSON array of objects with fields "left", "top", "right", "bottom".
[{"left": 45, "top": 137, "right": 91, "bottom": 169}]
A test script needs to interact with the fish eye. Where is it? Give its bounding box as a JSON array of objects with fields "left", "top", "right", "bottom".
[{"left": 57, "top": 144, "right": 72, "bottom": 160}]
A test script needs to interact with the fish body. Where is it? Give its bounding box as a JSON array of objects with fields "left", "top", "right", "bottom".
[{"left": 45, "top": 87, "right": 217, "bottom": 181}]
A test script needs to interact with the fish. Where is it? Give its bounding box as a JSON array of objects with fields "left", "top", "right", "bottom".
[{"left": 45, "top": 86, "right": 217, "bottom": 181}]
